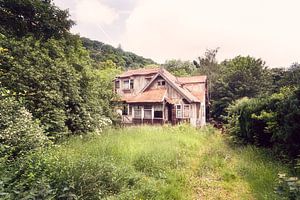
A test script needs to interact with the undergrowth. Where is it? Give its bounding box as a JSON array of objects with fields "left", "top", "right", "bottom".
[{"left": 0, "top": 124, "right": 289, "bottom": 199}]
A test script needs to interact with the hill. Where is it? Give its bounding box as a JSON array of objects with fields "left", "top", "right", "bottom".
[{"left": 81, "top": 37, "right": 156, "bottom": 68}]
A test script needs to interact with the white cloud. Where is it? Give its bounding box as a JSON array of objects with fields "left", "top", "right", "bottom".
[
  {"left": 75, "top": 0, "right": 119, "bottom": 25},
  {"left": 121, "top": 0, "right": 300, "bottom": 67}
]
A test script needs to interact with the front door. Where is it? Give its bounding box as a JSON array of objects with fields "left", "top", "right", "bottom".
[{"left": 167, "top": 104, "right": 173, "bottom": 123}]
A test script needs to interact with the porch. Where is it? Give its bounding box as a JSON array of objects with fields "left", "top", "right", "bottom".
[{"left": 120, "top": 102, "right": 192, "bottom": 125}]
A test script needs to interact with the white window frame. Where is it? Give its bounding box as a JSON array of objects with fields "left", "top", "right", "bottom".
[
  {"left": 183, "top": 105, "right": 191, "bottom": 118},
  {"left": 143, "top": 105, "right": 152, "bottom": 119},
  {"left": 176, "top": 104, "right": 182, "bottom": 118},
  {"left": 123, "top": 79, "right": 130, "bottom": 90},
  {"left": 176, "top": 104, "right": 191, "bottom": 118},
  {"left": 133, "top": 106, "right": 142, "bottom": 118}
]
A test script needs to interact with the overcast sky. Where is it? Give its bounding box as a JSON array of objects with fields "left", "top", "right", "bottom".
[{"left": 54, "top": 0, "right": 300, "bottom": 68}]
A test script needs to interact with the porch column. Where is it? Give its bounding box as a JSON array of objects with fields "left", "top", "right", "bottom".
[
  {"left": 151, "top": 105, "right": 154, "bottom": 124},
  {"left": 141, "top": 106, "right": 144, "bottom": 124}
]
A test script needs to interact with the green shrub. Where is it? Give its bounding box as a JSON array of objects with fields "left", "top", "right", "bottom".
[
  {"left": 0, "top": 95, "right": 48, "bottom": 159},
  {"left": 227, "top": 87, "right": 300, "bottom": 157}
]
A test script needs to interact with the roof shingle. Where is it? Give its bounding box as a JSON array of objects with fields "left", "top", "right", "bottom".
[
  {"left": 118, "top": 68, "right": 161, "bottom": 78},
  {"left": 126, "top": 88, "right": 167, "bottom": 103}
]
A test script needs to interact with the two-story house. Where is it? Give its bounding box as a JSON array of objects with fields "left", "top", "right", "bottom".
[{"left": 114, "top": 67, "right": 207, "bottom": 127}]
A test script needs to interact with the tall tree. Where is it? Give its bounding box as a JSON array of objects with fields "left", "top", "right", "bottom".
[
  {"left": 0, "top": 0, "right": 74, "bottom": 39},
  {"left": 211, "top": 56, "right": 271, "bottom": 120}
]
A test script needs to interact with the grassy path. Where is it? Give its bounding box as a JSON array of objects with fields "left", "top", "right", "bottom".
[{"left": 188, "top": 128, "right": 287, "bottom": 200}]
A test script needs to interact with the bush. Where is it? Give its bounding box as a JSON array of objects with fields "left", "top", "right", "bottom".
[
  {"left": 226, "top": 87, "right": 300, "bottom": 157},
  {"left": 0, "top": 95, "right": 48, "bottom": 159}
]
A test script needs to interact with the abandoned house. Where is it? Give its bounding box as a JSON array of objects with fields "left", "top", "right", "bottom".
[{"left": 114, "top": 67, "right": 208, "bottom": 127}]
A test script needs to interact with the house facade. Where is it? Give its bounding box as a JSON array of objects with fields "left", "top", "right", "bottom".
[{"left": 114, "top": 68, "right": 207, "bottom": 127}]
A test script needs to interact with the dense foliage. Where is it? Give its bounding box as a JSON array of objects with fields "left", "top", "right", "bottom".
[
  {"left": 211, "top": 56, "right": 271, "bottom": 120},
  {"left": 81, "top": 37, "right": 155, "bottom": 69},
  {"left": 0, "top": 0, "right": 74, "bottom": 39},
  {"left": 227, "top": 87, "right": 300, "bottom": 157}
]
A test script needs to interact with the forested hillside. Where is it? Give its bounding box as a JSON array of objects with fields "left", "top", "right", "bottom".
[{"left": 81, "top": 37, "right": 155, "bottom": 69}]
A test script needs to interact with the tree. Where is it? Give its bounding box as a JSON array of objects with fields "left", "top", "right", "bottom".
[
  {"left": 211, "top": 56, "right": 271, "bottom": 120},
  {"left": 163, "top": 59, "right": 197, "bottom": 77},
  {"left": 0, "top": 0, "right": 74, "bottom": 39}
]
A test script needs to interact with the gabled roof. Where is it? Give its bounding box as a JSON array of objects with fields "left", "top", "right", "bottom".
[
  {"left": 141, "top": 68, "right": 201, "bottom": 103},
  {"left": 126, "top": 88, "right": 167, "bottom": 103},
  {"left": 117, "top": 68, "right": 160, "bottom": 78}
]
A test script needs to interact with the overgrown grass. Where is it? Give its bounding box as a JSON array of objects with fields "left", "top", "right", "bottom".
[
  {"left": 192, "top": 133, "right": 288, "bottom": 200},
  {"left": 1, "top": 124, "right": 289, "bottom": 199}
]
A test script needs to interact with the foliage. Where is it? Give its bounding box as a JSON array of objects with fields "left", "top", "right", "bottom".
[
  {"left": 226, "top": 87, "right": 300, "bottom": 157},
  {"left": 211, "top": 56, "right": 271, "bottom": 120},
  {"left": 163, "top": 59, "right": 197, "bottom": 77},
  {"left": 0, "top": 125, "right": 288, "bottom": 199},
  {"left": 81, "top": 37, "right": 155, "bottom": 69},
  {"left": 0, "top": 32, "right": 116, "bottom": 139},
  {"left": 0, "top": 0, "right": 74, "bottom": 39},
  {"left": 0, "top": 90, "right": 48, "bottom": 159}
]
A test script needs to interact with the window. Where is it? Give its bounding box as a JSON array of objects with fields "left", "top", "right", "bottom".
[
  {"left": 115, "top": 80, "right": 120, "bottom": 89},
  {"left": 176, "top": 105, "right": 182, "bottom": 118},
  {"left": 122, "top": 104, "right": 128, "bottom": 115},
  {"left": 157, "top": 80, "right": 165, "bottom": 86},
  {"left": 123, "top": 80, "right": 130, "bottom": 90},
  {"left": 176, "top": 104, "right": 191, "bottom": 118},
  {"left": 183, "top": 105, "right": 190, "bottom": 118},
  {"left": 144, "top": 105, "right": 152, "bottom": 119},
  {"left": 129, "top": 105, "right": 132, "bottom": 115},
  {"left": 130, "top": 79, "right": 134, "bottom": 89},
  {"left": 154, "top": 105, "right": 163, "bottom": 118},
  {"left": 134, "top": 106, "right": 142, "bottom": 118}
]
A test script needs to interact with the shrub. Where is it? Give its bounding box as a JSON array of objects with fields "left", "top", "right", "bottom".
[
  {"left": 226, "top": 87, "right": 300, "bottom": 157},
  {"left": 0, "top": 95, "right": 48, "bottom": 159}
]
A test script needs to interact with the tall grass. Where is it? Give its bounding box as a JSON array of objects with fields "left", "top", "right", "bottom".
[{"left": 1, "top": 124, "right": 289, "bottom": 199}]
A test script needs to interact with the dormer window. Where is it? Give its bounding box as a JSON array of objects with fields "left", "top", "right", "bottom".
[
  {"left": 115, "top": 80, "right": 120, "bottom": 89},
  {"left": 123, "top": 80, "right": 130, "bottom": 90},
  {"left": 123, "top": 79, "right": 134, "bottom": 90},
  {"left": 130, "top": 79, "right": 134, "bottom": 89},
  {"left": 157, "top": 80, "right": 165, "bottom": 86}
]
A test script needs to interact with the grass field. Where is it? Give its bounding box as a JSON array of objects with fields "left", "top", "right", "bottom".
[
  {"left": 3, "top": 124, "right": 289, "bottom": 199},
  {"left": 26, "top": 124, "right": 287, "bottom": 199}
]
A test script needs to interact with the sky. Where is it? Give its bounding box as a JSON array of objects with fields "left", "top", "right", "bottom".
[{"left": 53, "top": 0, "right": 300, "bottom": 68}]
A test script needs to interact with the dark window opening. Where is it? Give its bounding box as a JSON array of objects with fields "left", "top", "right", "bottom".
[
  {"left": 130, "top": 79, "right": 134, "bottom": 89},
  {"left": 158, "top": 80, "right": 165, "bottom": 86},
  {"left": 154, "top": 111, "right": 163, "bottom": 118},
  {"left": 122, "top": 105, "right": 128, "bottom": 115},
  {"left": 115, "top": 80, "right": 120, "bottom": 89}
]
